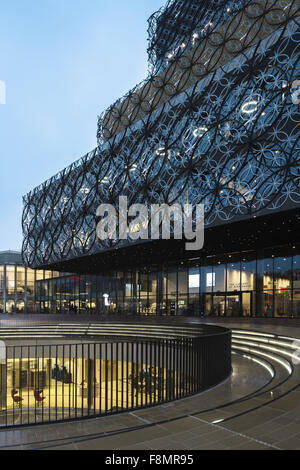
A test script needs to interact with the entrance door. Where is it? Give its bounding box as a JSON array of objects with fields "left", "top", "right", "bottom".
[
  {"left": 242, "top": 292, "right": 252, "bottom": 317},
  {"left": 212, "top": 295, "right": 226, "bottom": 316},
  {"left": 204, "top": 294, "right": 212, "bottom": 316},
  {"left": 227, "top": 295, "right": 241, "bottom": 317}
]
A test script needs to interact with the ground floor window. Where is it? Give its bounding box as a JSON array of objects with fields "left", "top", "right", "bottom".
[{"left": 32, "top": 245, "right": 300, "bottom": 318}]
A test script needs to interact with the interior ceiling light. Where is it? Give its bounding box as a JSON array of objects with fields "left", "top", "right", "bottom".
[
  {"left": 241, "top": 100, "right": 259, "bottom": 114},
  {"left": 193, "top": 127, "right": 208, "bottom": 137}
]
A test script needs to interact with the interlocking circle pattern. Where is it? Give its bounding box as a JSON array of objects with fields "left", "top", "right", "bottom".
[{"left": 22, "top": 0, "right": 300, "bottom": 268}]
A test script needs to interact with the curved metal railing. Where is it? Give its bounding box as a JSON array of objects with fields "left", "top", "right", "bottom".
[{"left": 0, "top": 324, "right": 231, "bottom": 427}]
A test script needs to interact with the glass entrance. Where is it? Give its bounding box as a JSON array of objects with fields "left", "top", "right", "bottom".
[
  {"left": 227, "top": 295, "right": 241, "bottom": 317},
  {"left": 242, "top": 292, "right": 252, "bottom": 317},
  {"left": 205, "top": 294, "right": 212, "bottom": 316},
  {"left": 206, "top": 292, "right": 253, "bottom": 317},
  {"left": 212, "top": 295, "right": 226, "bottom": 316}
]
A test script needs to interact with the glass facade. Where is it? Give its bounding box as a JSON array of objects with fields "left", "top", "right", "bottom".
[
  {"left": 35, "top": 245, "right": 300, "bottom": 318},
  {"left": 0, "top": 251, "right": 58, "bottom": 314}
]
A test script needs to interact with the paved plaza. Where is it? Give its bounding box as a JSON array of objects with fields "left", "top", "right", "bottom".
[{"left": 0, "top": 318, "right": 299, "bottom": 450}]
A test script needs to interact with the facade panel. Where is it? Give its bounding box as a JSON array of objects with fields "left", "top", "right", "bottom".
[
  {"left": 22, "top": 0, "right": 300, "bottom": 269},
  {"left": 21, "top": 0, "right": 300, "bottom": 319}
]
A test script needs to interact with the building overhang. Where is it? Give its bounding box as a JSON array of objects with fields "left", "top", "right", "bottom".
[{"left": 35, "top": 207, "right": 300, "bottom": 274}]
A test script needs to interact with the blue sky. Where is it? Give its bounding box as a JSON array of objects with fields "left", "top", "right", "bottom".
[{"left": 0, "top": 0, "right": 163, "bottom": 251}]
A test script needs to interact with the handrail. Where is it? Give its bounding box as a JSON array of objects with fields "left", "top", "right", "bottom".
[{"left": 0, "top": 324, "right": 231, "bottom": 428}]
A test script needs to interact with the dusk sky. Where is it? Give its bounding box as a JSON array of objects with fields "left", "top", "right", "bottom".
[{"left": 0, "top": 0, "right": 163, "bottom": 252}]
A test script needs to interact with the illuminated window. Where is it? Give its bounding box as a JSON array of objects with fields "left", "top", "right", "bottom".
[
  {"left": 206, "top": 273, "right": 216, "bottom": 287},
  {"left": 189, "top": 274, "right": 200, "bottom": 289}
]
